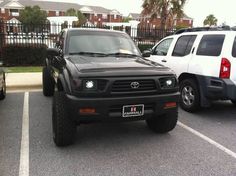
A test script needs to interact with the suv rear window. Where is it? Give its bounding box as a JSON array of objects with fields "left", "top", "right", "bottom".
[
  {"left": 232, "top": 36, "right": 236, "bottom": 57},
  {"left": 172, "top": 35, "right": 196, "bottom": 57},
  {"left": 196, "top": 35, "right": 225, "bottom": 56}
]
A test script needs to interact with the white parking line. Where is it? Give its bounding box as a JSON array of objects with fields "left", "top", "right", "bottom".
[
  {"left": 178, "top": 121, "right": 236, "bottom": 159},
  {"left": 19, "top": 92, "right": 29, "bottom": 176}
]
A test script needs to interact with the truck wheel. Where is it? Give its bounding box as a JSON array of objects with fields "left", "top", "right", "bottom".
[
  {"left": 52, "top": 92, "right": 76, "bottom": 146},
  {"left": 146, "top": 110, "right": 178, "bottom": 133},
  {"left": 0, "top": 73, "right": 6, "bottom": 100},
  {"left": 179, "top": 79, "right": 200, "bottom": 112},
  {"left": 42, "top": 66, "right": 54, "bottom": 96}
]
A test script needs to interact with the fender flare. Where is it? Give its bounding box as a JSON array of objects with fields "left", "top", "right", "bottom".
[{"left": 57, "top": 70, "right": 72, "bottom": 94}]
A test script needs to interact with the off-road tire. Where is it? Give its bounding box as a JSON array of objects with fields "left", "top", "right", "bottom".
[
  {"left": 0, "top": 73, "right": 6, "bottom": 100},
  {"left": 179, "top": 79, "right": 200, "bottom": 112},
  {"left": 146, "top": 109, "right": 178, "bottom": 133},
  {"left": 52, "top": 92, "right": 76, "bottom": 146},
  {"left": 43, "top": 66, "right": 55, "bottom": 96}
]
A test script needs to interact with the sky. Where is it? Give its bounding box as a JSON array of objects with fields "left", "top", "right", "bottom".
[{"left": 45, "top": 0, "right": 236, "bottom": 27}]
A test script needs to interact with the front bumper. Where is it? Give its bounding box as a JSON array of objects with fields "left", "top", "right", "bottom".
[{"left": 65, "top": 93, "right": 180, "bottom": 123}]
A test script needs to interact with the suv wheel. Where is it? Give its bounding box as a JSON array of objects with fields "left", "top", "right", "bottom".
[
  {"left": 0, "top": 73, "right": 6, "bottom": 100},
  {"left": 42, "top": 66, "right": 55, "bottom": 96},
  {"left": 180, "top": 79, "right": 200, "bottom": 112},
  {"left": 146, "top": 109, "right": 178, "bottom": 133},
  {"left": 52, "top": 91, "right": 76, "bottom": 146}
]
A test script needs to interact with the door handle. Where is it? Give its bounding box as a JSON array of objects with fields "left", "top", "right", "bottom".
[{"left": 161, "top": 59, "right": 167, "bottom": 62}]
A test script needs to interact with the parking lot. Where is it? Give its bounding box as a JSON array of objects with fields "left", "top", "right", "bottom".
[{"left": 0, "top": 91, "right": 236, "bottom": 176}]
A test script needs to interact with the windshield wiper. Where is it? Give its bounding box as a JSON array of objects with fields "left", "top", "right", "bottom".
[
  {"left": 106, "top": 52, "right": 142, "bottom": 58},
  {"left": 69, "top": 52, "right": 107, "bottom": 57}
]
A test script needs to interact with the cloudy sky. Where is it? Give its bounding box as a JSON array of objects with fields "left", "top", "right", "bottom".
[{"left": 44, "top": 0, "right": 236, "bottom": 27}]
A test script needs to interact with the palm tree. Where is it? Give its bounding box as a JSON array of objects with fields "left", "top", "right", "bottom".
[
  {"left": 203, "top": 14, "right": 218, "bottom": 26},
  {"left": 142, "top": 0, "right": 186, "bottom": 29}
]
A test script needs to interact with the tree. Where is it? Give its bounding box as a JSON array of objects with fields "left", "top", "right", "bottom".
[
  {"left": 65, "top": 8, "right": 86, "bottom": 26},
  {"left": 123, "top": 17, "right": 132, "bottom": 22},
  {"left": 203, "top": 14, "right": 218, "bottom": 26},
  {"left": 141, "top": 0, "right": 186, "bottom": 29},
  {"left": 19, "top": 6, "right": 47, "bottom": 25},
  {"left": 65, "top": 8, "right": 77, "bottom": 16}
]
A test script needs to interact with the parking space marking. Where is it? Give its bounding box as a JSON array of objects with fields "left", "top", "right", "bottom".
[
  {"left": 178, "top": 121, "right": 236, "bottom": 159},
  {"left": 19, "top": 92, "right": 29, "bottom": 176}
]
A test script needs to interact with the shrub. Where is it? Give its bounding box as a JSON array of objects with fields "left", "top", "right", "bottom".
[
  {"left": 138, "top": 44, "right": 154, "bottom": 52},
  {"left": 2, "top": 44, "right": 47, "bottom": 66}
]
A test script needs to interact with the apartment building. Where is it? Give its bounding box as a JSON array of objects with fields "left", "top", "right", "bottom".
[
  {"left": 0, "top": 0, "right": 123, "bottom": 25},
  {"left": 128, "top": 13, "right": 193, "bottom": 28}
]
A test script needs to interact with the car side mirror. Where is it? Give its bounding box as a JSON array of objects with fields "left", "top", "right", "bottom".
[
  {"left": 47, "top": 48, "right": 60, "bottom": 57},
  {"left": 142, "top": 50, "right": 152, "bottom": 57}
]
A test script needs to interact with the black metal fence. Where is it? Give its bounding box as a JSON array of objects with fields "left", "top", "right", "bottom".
[
  {"left": 0, "top": 21, "right": 176, "bottom": 62},
  {"left": 0, "top": 22, "right": 175, "bottom": 45}
]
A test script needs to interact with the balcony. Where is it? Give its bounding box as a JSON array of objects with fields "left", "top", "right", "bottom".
[{"left": 10, "top": 12, "right": 19, "bottom": 17}]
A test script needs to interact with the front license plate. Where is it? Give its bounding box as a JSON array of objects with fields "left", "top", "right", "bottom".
[{"left": 122, "top": 104, "right": 144, "bottom": 117}]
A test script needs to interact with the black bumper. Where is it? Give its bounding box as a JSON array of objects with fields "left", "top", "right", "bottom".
[
  {"left": 65, "top": 93, "right": 180, "bottom": 123},
  {"left": 197, "top": 75, "right": 236, "bottom": 101}
]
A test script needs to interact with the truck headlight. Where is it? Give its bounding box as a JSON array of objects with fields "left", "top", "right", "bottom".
[
  {"left": 166, "top": 79, "right": 174, "bottom": 87},
  {"left": 83, "top": 80, "right": 97, "bottom": 90},
  {"left": 159, "top": 77, "right": 176, "bottom": 89},
  {"left": 85, "top": 81, "right": 94, "bottom": 89}
]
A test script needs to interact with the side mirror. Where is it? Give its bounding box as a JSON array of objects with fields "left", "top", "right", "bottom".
[
  {"left": 0, "top": 61, "right": 3, "bottom": 66},
  {"left": 47, "top": 48, "right": 60, "bottom": 57},
  {"left": 142, "top": 50, "right": 152, "bottom": 57}
]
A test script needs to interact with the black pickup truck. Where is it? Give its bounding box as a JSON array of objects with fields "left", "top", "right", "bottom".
[
  {"left": 43, "top": 28, "right": 179, "bottom": 146},
  {"left": 0, "top": 61, "right": 6, "bottom": 100}
]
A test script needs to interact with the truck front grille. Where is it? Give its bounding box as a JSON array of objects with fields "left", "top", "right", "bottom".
[{"left": 111, "top": 79, "right": 156, "bottom": 93}]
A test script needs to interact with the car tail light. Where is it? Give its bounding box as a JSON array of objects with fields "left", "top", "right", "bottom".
[{"left": 219, "top": 58, "right": 231, "bottom": 79}]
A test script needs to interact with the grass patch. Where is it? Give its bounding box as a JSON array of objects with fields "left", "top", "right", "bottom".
[{"left": 5, "top": 66, "right": 42, "bottom": 73}]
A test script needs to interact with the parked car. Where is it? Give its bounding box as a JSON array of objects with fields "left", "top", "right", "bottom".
[
  {"left": 0, "top": 61, "right": 6, "bottom": 100},
  {"left": 42, "top": 28, "right": 179, "bottom": 146},
  {"left": 143, "top": 28, "right": 236, "bottom": 112}
]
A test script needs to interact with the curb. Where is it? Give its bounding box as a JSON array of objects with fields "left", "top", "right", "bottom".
[{"left": 6, "top": 84, "right": 42, "bottom": 91}]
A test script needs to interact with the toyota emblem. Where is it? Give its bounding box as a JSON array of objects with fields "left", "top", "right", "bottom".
[{"left": 130, "top": 82, "right": 140, "bottom": 89}]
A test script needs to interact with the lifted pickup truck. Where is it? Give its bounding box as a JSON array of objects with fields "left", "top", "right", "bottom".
[{"left": 43, "top": 28, "right": 179, "bottom": 146}]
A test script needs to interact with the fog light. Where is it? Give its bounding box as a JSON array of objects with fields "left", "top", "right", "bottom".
[{"left": 85, "top": 81, "right": 94, "bottom": 89}]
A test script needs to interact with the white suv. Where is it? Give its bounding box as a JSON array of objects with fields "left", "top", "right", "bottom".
[{"left": 143, "top": 30, "right": 236, "bottom": 112}]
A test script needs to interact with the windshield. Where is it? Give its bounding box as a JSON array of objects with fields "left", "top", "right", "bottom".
[{"left": 67, "top": 31, "right": 140, "bottom": 56}]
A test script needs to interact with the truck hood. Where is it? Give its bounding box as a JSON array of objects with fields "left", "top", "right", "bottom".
[{"left": 66, "top": 55, "right": 174, "bottom": 77}]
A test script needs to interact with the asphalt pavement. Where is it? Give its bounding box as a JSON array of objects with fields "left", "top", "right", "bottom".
[{"left": 0, "top": 91, "right": 236, "bottom": 176}]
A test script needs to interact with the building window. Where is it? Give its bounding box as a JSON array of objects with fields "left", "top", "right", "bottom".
[
  {"left": 1, "top": 8, "right": 5, "bottom": 14},
  {"left": 56, "top": 11, "right": 59, "bottom": 16},
  {"left": 102, "top": 14, "right": 107, "bottom": 19},
  {"left": 10, "top": 9, "right": 19, "bottom": 16}
]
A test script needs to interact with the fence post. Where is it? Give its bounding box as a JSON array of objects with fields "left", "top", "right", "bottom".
[{"left": 0, "top": 19, "right": 5, "bottom": 61}]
